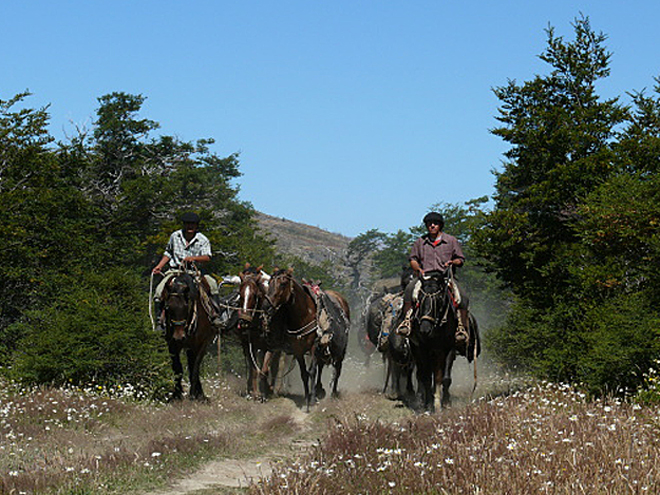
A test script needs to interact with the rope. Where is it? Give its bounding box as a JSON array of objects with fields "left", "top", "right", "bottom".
[
  {"left": 248, "top": 341, "right": 268, "bottom": 377},
  {"left": 149, "top": 271, "right": 156, "bottom": 332},
  {"left": 470, "top": 323, "right": 479, "bottom": 400},
  {"left": 287, "top": 318, "right": 319, "bottom": 338}
]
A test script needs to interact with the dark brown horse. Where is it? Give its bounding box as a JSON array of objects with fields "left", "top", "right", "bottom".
[
  {"left": 161, "top": 270, "right": 220, "bottom": 401},
  {"left": 263, "top": 268, "right": 351, "bottom": 411},
  {"left": 236, "top": 266, "right": 282, "bottom": 400}
]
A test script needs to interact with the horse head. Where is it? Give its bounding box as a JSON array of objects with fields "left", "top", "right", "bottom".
[
  {"left": 165, "top": 273, "right": 199, "bottom": 341},
  {"left": 416, "top": 271, "right": 450, "bottom": 338},
  {"left": 262, "top": 268, "right": 294, "bottom": 328},
  {"left": 237, "top": 266, "right": 268, "bottom": 331}
]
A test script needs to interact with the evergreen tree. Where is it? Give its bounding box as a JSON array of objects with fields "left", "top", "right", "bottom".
[{"left": 477, "top": 16, "right": 626, "bottom": 307}]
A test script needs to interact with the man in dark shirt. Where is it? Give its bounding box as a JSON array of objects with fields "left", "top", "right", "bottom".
[{"left": 397, "top": 212, "right": 470, "bottom": 349}]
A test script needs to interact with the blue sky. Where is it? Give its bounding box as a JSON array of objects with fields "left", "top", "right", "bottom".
[{"left": 3, "top": 1, "right": 659, "bottom": 237}]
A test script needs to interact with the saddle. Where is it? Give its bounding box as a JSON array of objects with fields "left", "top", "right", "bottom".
[{"left": 302, "top": 280, "right": 348, "bottom": 345}]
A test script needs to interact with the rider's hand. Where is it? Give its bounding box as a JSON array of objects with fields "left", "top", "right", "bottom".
[{"left": 152, "top": 266, "right": 162, "bottom": 275}]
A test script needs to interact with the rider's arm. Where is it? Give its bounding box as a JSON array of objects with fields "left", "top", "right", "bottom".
[
  {"left": 153, "top": 254, "right": 171, "bottom": 274},
  {"left": 447, "top": 236, "right": 466, "bottom": 268},
  {"left": 409, "top": 238, "right": 425, "bottom": 277},
  {"left": 410, "top": 258, "right": 423, "bottom": 276}
]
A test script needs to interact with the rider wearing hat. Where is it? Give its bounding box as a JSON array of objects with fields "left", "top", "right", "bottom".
[
  {"left": 152, "top": 212, "right": 222, "bottom": 331},
  {"left": 397, "top": 212, "right": 470, "bottom": 351}
]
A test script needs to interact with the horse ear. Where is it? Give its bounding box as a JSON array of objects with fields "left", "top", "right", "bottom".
[
  {"left": 257, "top": 265, "right": 263, "bottom": 272},
  {"left": 239, "top": 271, "right": 245, "bottom": 282}
]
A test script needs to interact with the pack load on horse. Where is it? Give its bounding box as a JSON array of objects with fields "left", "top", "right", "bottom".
[
  {"left": 263, "top": 268, "right": 351, "bottom": 411},
  {"left": 363, "top": 267, "right": 415, "bottom": 400},
  {"left": 302, "top": 278, "right": 351, "bottom": 403}
]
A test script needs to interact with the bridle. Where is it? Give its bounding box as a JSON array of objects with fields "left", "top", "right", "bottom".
[
  {"left": 166, "top": 274, "right": 199, "bottom": 335},
  {"left": 417, "top": 273, "right": 451, "bottom": 327},
  {"left": 264, "top": 270, "right": 294, "bottom": 315},
  {"left": 238, "top": 275, "right": 268, "bottom": 325}
]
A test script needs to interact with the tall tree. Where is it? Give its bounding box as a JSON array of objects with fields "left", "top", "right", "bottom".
[
  {"left": 474, "top": 17, "right": 660, "bottom": 392},
  {"left": 476, "top": 16, "right": 626, "bottom": 306}
]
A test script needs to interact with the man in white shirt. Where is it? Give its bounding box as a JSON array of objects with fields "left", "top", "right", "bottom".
[{"left": 152, "top": 212, "right": 221, "bottom": 331}]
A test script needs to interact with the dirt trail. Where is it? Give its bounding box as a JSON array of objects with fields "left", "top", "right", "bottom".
[{"left": 143, "top": 350, "right": 499, "bottom": 494}]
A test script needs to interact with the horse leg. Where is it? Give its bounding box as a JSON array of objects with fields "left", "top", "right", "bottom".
[
  {"left": 382, "top": 354, "right": 392, "bottom": 395},
  {"left": 331, "top": 359, "right": 343, "bottom": 398},
  {"left": 296, "top": 354, "right": 311, "bottom": 411},
  {"left": 405, "top": 364, "right": 415, "bottom": 398},
  {"left": 187, "top": 348, "right": 206, "bottom": 401},
  {"left": 242, "top": 343, "right": 254, "bottom": 398},
  {"left": 441, "top": 350, "right": 456, "bottom": 408},
  {"left": 264, "top": 350, "right": 280, "bottom": 398},
  {"left": 272, "top": 352, "right": 287, "bottom": 396},
  {"left": 393, "top": 363, "right": 404, "bottom": 400},
  {"left": 433, "top": 364, "right": 443, "bottom": 413},
  {"left": 168, "top": 344, "right": 184, "bottom": 401},
  {"left": 307, "top": 354, "right": 320, "bottom": 410},
  {"left": 416, "top": 362, "right": 433, "bottom": 412},
  {"left": 315, "top": 362, "right": 326, "bottom": 400}
]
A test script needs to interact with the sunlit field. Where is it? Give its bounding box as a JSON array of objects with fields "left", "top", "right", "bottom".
[
  {"left": 252, "top": 382, "right": 660, "bottom": 494},
  {"left": 2, "top": 363, "right": 660, "bottom": 494}
]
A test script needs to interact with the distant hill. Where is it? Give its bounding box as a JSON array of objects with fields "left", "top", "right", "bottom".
[{"left": 254, "top": 212, "right": 352, "bottom": 267}]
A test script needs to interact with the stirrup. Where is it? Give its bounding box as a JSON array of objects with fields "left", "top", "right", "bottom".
[
  {"left": 455, "top": 326, "right": 469, "bottom": 343},
  {"left": 396, "top": 318, "right": 411, "bottom": 336}
]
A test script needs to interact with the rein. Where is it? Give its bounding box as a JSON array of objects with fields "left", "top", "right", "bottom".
[{"left": 417, "top": 280, "right": 450, "bottom": 325}]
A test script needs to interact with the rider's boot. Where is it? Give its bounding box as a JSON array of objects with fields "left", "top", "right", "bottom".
[
  {"left": 396, "top": 302, "right": 413, "bottom": 336},
  {"left": 209, "top": 295, "right": 226, "bottom": 329}
]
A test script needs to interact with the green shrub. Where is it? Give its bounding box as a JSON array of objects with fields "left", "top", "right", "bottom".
[{"left": 8, "top": 268, "right": 172, "bottom": 400}]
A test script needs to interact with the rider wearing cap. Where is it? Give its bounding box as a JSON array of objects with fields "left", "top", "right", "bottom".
[
  {"left": 397, "top": 212, "right": 470, "bottom": 351},
  {"left": 152, "top": 212, "right": 222, "bottom": 331}
]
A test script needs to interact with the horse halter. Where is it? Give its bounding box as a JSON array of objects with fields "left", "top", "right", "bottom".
[{"left": 238, "top": 276, "right": 267, "bottom": 324}]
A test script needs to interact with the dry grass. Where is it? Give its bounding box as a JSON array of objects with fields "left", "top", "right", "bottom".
[
  {"left": 0, "top": 374, "right": 307, "bottom": 495},
  {"left": 3, "top": 357, "right": 660, "bottom": 495},
  {"left": 251, "top": 382, "right": 660, "bottom": 494}
]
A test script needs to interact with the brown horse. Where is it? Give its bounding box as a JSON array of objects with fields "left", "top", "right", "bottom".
[
  {"left": 236, "top": 266, "right": 282, "bottom": 400},
  {"left": 263, "top": 268, "right": 350, "bottom": 411},
  {"left": 161, "top": 270, "right": 220, "bottom": 401}
]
